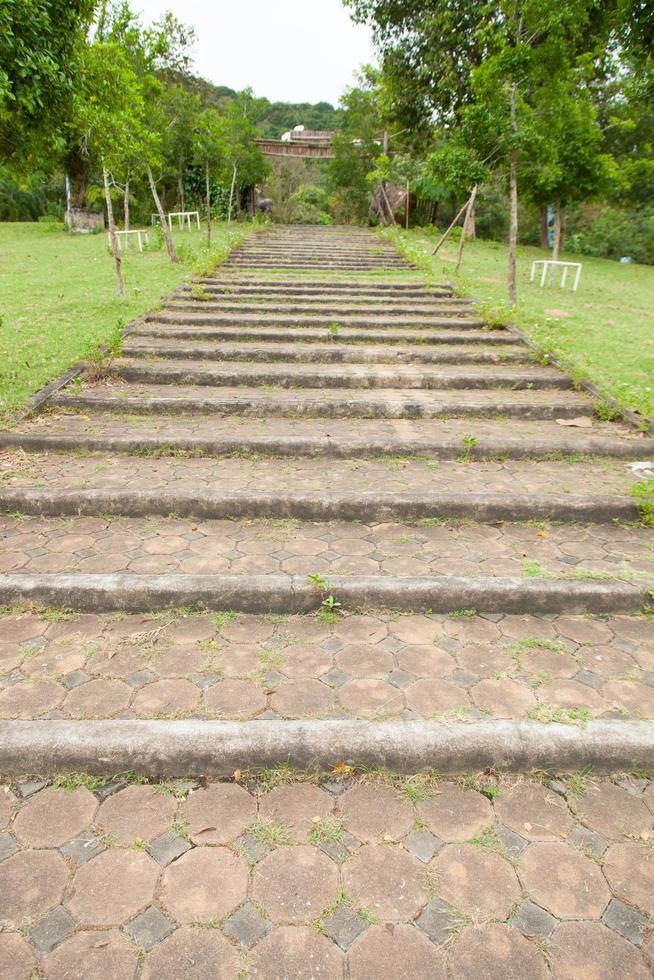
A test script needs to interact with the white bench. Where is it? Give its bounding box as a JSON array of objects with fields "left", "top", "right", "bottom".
[
  {"left": 531, "top": 259, "right": 582, "bottom": 291},
  {"left": 167, "top": 210, "right": 201, "bottom": 231},
  {"left": 108, "top": 229, "right": 150, "bottom": 251}
]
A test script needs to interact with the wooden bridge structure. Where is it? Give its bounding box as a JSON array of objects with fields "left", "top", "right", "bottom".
[{"left": 255, "top": 130, "right": 335, "bottom": 159}]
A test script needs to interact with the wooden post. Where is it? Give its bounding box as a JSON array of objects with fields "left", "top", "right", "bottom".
[
  {"left": 455, "top": 185, "right": 478, "bottom": 273},
  {"left": 432, "top": 193, "right": 474, "bottom": 255},
  {"left": 148, "top": 166, "right": 178, "bottom": 264},
  {"left": 380, "top": 182, "right": 397, "bottom": 226}
]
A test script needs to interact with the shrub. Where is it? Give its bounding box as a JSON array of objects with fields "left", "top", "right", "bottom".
[{"left": 287, "top": 184, "right": 332, "bottom": 224}]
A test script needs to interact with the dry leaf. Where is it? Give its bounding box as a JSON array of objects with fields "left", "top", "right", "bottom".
[
  {"left": 555, "top": 417, "right": 593, "bottom": 428},
  {"left": 537, "top": 530, "right": 548, "bottom": 537},
  {"left": 196, "top": 826, "right": 217, "bottom": 835},
  {"left": 311, "top": 816, "right": 322, "bottom": 824},
  {"left": 233, "top": 770, "right": 241, "bottom": 782},
  {"left": 332, "top": 763, "right": 353, "bottom": 773},
  {"left": 524, "top": 822, "right": 533, "bottom": 832},
  {"left": 94, "top": 942, "right": 109, "bottom": 949}
]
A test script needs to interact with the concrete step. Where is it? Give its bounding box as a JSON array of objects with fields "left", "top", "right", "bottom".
[
  {"left": 198, "top": 278, "right": 450, "bottom": 293},
  {"left": 132, "top": 325, "right": 517, "bottom": 346},
  {"left": 165, "top": 300, "right": 477, "bottom": 317},
  {"left": 146, "top": 311, "right": 487, "bottom": 329},
  {"left": 52, "top": 384, "right": 588, "bottom": 420},
  {"left": 0, "top": 486, "right": 639, "bottom": 524},
  {"left": 2, "top": 451, "right": 640, "bottom": 502},
  {"left": 122, "top": 341, "right": 532, "bottom": 365},
  {"left": 5, "top": 415, "right": 649, "bottom": 460},
  {"left": 0, "top": 572, "right": 648, "bottom": 615},
  {"left": 185, "top": 287, "right": 461, "bottom": 303},
  {"left": 108, "top": 360, "right": 572, "bottom": 392}
]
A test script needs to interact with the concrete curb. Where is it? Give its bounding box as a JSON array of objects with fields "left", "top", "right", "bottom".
[
  {"left": 2, "top": 431, "right": 654, "bottom": 460},
  {"left": 0, "top": 719, "right": 652, "bottom": 776},
  {"left": 0, "top": 572, "right": 647, "bottom": 614},
  {"left": 0, "top": 488, "right": 640, "bottom": 524}
]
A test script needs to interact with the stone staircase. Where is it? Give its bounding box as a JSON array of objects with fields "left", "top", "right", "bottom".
[{"left": 0, "top": 223, "right": 653, "bottom": 774}]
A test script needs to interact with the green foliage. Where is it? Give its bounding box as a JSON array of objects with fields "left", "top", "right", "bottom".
[
  {"left": 286, "top": 184, "right": 332, "bottom": 224},
  {"left": 566, "top": 206, "right": 654, "bottom": 265},
  {"left": 630, "top": 480, "right": 654, "bottom": 527},
  {"left": 0, "top": 0, "right": 96, "bottom": 165}
]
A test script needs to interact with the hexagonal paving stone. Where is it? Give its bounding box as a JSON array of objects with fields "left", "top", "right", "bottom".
[
  {"left": 339, "top": 783, "right": 413, "bottom": 843},
  {"left": 132, "top": 678, "right": 201, "bottom": 717},
  {"left": 250, "top": 926, "right": 343, "bottom": 978},
  {"left": 257, "top": 784, "right": 333, "bottom": 843},
  {"left": 0, "top": 931, "right": 37, "bottom": 979},
  {"left": 41, "top": 930, "right": 138, "bottom": 980},
  {"left": 12, "top": 786, "right": 97, "bottom": 848},
  {"left": 96, "top": 784, "right": 177, "bottom": 844},
  {"left": 252, "top": 846, "right": 339, "bottom": 924},
  {"left": 0, "top": 679, "right": 64, "bottom": 718},
  {"left": 0, "top": 850, "right": 68, "bottom": 925},
  {"left": 180, "top": 783, "right": 257, "bottom": 845},
  {"left": 348, "top": 923, "right": 446, "bottom": 979},
  {"left": 142, "top": 927, "right": 238, "bottom": 980},
  {"left": 404, "top": 678, "right": 469, "bottom": 715},
  {"left": 338, "top": 678, "right": 403, "bottom": 718},
  {"left": 67, "top": 849, "right": 159, "bottom": 927},
  {"left": 494, "top": 781, "right": 572, "bottom": 841},
  {"left": 204, "top": 679, "right": 267, "bottom": 718},
  {"left": 470, "top": 678, "right": 537, "bottom": 715},
  {"left": 417, "top": 783, "right": 493, "bottom": 841},
  {"left": 160, "top": 847, "right": 248, "bottom": 923},
  {"left": 448, "top": 923, "right": 549, "bottom": 980},
  {"left": 342, "top": 844, "right": 427, "bottom": 921},
  {"left": 269, "top": 679, "right": 335, "bottom": 719},
  {"left": 574, "top": 781, "right": 653, "bottom": 840},
  {"left": 433, "top": 844, "right": 521, "bottom": 919},
  {"left": 548, "top": 921, "right": 651, "bottom": 980},
  {"left": 335, "top": 642, "right": 394, "bottom": 678},
  {"left": 63, "top": 678, "right": 132, "bottom": 718},
  {"left": 603, "top": 841, "right": 654, "bottom": 916},
  {"left": 518, "top": 842, "right": 610, "bottom": 919}
]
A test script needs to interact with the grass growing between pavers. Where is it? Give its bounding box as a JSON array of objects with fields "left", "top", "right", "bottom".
[
  {"left": 384, "top": 228, "right": 654, "bottom": 423},
  {"left": 0, "top": 221, "right": 255, "bottom": 423}
]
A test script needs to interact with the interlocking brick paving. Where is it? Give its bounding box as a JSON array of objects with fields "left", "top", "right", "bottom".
[
  {"left": 1, "top": 225, "right": 654, "bottom": 978},
  {"left": 0, "top": 774, "right": 652, "bottom": 978},
  {"left": 0, "top": 610, "right": 652, "bottom": 721}
]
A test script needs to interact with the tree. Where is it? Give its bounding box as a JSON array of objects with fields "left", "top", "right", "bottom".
[
  {"left": 194, "top": 108, "right": 225, "bottom": 244},
  {"left": 0, "top": 0, "right": 95, "bottom": 166},
  {"left": 71, "top": 40, "right": 146, "bottom": 296},
  {"left": 218, "top": 95, "right": 269, "bottom": 222}
]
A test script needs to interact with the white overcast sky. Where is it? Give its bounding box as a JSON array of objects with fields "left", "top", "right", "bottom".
[{"left": 134, "top": 0, "right": 375, "bottom": 105}]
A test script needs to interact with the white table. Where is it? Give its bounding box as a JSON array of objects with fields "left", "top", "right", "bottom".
[
  {"left": 108, "top": 229, "right": 149, "bottom": 251},
  {"left": 531, "top": 259, "right": 582, "bottom": 291},
  {"left": 167, "top": 210, "right": 201, "bottom": 231}
]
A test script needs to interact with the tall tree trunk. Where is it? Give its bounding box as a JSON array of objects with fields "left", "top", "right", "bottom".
[
  {"left": 178, "top": 167, "right": 185, "bottom": 212},
  {"left": 405, "top": 179, "right": 410, "bottom": 230},
  {"left": 103, "top": 168, "right": 124, "bottom": 299},
  {"left": 456, "top": 185, "right": 478, "bottom": 274},
  {"left": 205, "top": 159, "right": 212, "bottom": 246},
  {"left": 540, "top": 206, "right": 549, "bottom": 249},
  {"left": 467, "top": 201, "right": 476, "bottom": 239},
  {"left": 508, "top": 82, "right": 519, "bottom": 308},
  {"left": 227, "top": 164, "right": 237, "bottom": 224},
  {"left": 148, "top": 166, "right": 178, "bottom": 263},
  {"left": 552, "top": 203, "right": 562, "bottom": 262},
  {"left": 123, "top": 176, "right": 130, "bottom": 236}
]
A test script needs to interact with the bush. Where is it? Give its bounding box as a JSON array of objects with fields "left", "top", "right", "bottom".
[
  {"left": 566, "top": 206, "right": 654, "bottom": 265},
  {"left": 287, "top": 185, "right": 332, "bottom": 224}
]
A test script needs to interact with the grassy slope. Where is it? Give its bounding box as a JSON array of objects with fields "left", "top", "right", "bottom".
[
  {"left": 388, "top": 229, "right": 654, "bottom": 423},
  {"left": 0, "top": 221, "right": 252, "bottom": 422}
]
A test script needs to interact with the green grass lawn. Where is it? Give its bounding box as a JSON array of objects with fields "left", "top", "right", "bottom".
[
  {"left": 0, "top": 220, "right": 253, "bottom": 423},
  {"left": 387, "top": 228, "right": 654, "bottom": 423}
]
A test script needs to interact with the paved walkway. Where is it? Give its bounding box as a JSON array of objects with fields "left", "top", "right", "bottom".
[
  {"left": 1, "top": 774, "right": 653, "bottom": 978},
  {"left": 0, "top": 226, "right": 653, "bottom": 976}
]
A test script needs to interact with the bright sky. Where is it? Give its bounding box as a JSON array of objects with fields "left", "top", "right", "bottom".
[{"left": 135, "top": 0, "right": 375, "bottom": 105}]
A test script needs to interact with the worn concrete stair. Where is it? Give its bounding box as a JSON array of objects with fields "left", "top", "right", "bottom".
[{"left": 1, "top": 221, "right": 654, "bottom": 795}]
